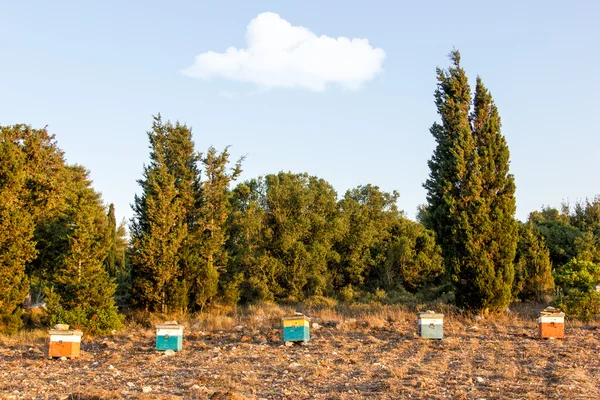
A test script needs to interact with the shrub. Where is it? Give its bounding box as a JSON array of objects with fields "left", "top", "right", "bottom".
[{"left": 552, "top": 258, "right": 600, "bottom": 321}]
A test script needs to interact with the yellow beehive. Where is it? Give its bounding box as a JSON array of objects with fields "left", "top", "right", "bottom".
[
  {"left": 538, "top": 307, "right": 565, "bottom": 339},
  {"left": 48, "top": 328, "right": 83, "bottom": 359}
]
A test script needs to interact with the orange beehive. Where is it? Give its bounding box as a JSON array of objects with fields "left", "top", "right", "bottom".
[
  {"left": 48, "top": 329, "right": 83, "bottom": 358},
  {"left": 538, "top": 307, "right": 565, "bottom": 339}
]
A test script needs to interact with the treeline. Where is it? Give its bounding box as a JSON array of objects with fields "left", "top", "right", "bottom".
[
  {"left": 128, "top": 116, "right": 444, "bottom": 315},
  {"left": 1, "top": 51, "right": 599, "bottom": 335}
]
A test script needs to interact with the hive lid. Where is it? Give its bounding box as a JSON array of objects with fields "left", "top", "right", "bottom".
[
  {"left": 48, "top": 329, "right": 83, "bottom": 336},
  {"left": 539, "top": 307, "right": 565, "bottom": 317},
  {"left": 418, "top": 310, "right": 444, "bottom": 318},
  {"left": 417, "top": 310, "right": 444, "bottom": 317},
  {"left": 156, "top": 321, "right": 183, "bottom": 329},
  {"left": 282, "top": 314, "right": 310, "bottom": 321}
]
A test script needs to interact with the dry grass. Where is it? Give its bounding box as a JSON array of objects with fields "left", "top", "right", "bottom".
[{"left": 1, "top": 303, "right": 600, "bottom": 399}]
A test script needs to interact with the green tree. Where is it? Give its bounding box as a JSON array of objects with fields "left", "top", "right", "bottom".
[
  {"left": 377, "top": 219, "right": 444, "bottom": 293},
  {"left": 226, "top": 179, "right": 273, "bottom": 303},
  {"left": 552, "top": 258, "right": 600, "bottom": 321},
  {"left": 105, "top": 204, "right": 130, "bottom": 306},
  {"left": 423, "top": 51, "right": 518, "bottom": 312},
  {"left": 190, "top": 147, "right": 242, "bottom": 311},
  {"left": 130, "top": 119, "right": 187, "bottom": 313},
  {"left": 43, "top": 166, "right": 123, "bottom": 334},
  {"left": 159, "top": 117, "right": 203, "bottom": 312},
  {"left": 529, "top": 207, "right": 582, "bottom": 268},
  {"left": 0, "top": 126, "right": 37, "bottom": 333},
  {"left": 261, "top": 172, "right": 343, "bottom": 301},
  {"left": 333, "top": 185, "right": 400, "bottom": 291},
  {"left": 513, "top": 222, "right": 554, "bottom": 302},
  {"left": 571, "top": 197, "right": 600, "bottom": 237}
]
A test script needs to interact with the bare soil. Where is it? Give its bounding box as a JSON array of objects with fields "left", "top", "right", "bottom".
[{"left": 1, "top": 307, "right": 600, "bottom": 399}]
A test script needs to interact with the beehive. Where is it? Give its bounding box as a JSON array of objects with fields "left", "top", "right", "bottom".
[
  {"left": 282, "top": 315, "right": 310, "bottom": 344},
  {"left": 538, "top": 307, "right": 565, "bottom": 339},
  {"left": 155, "top": 323, "right": 183, "bottom": 351},
  {"left": 417, "top": 311, "right": 444, "bottom": 339},
  {"left": 48, "top": 329, "right": 83, "bottom": 359}
]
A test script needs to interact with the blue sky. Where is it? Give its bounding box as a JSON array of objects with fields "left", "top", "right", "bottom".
[{"left": 1, "top": 1, "right": 598, "bottom": 224}]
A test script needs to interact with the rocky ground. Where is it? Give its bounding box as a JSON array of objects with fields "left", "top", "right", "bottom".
[{"left": 1, "top": 307, "right": 600, "bottom": 399}]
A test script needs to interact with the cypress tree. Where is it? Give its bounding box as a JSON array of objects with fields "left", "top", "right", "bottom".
[
  {"left": 105, "top": 204, "right": 118, "bottom": 278},
  {"left": 44, "top": 166, "right": 123, "bottom": 334},
  {"left": 162, "top": 118, "right": 202, "bottom": 313},
  {"left": 0, "top": 126, "right": 37, "bottom": 333},
  {"left": 423, "top": 51, "right": 518, "bottom": 312},
  {"left": 130, "top": 118, "right": 187, "bottom": 313},
  {"left": 190, "top": 146, "right": 242, "bottom": 311},
  {"left": 513, "top": 222, "right": 554, "bottom": 302}
]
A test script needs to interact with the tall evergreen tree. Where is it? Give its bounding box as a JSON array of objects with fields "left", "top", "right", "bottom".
[
  {"left": 190, "top": 146, "right": 242, "bottom": 311},
  {"left": 0, "top": 126, "right": 37, "bottom": 333},
  {"left": 105, "top": 204, "right": 119, "bottom": 277},
  {"left": 130, "top": 118, "right": 188, "bottom": 313},
  {"left": 513, "top": 222, "right": 554, "bottom": 302},
  {"left": 105, "top": 204, "right": 130, "bottom": 306},
  {"left": 44, "top": 166, "right": 123, "bottom": 334},
  {"left": 162, "top": 118, "right": 202, "bottom": 313},
  {"left": 423, "top": 51, "right": 518, "bottom": 312}
]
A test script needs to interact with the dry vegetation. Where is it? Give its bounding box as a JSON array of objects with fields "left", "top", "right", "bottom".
[{"left": 2, "top": 303, "right": 600, "bottom": 399}]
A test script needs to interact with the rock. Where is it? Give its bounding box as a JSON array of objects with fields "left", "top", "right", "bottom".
[
  {"left": 467, "top": 325, "right": 479, "bottom": 332},
  {"left": 233, "top": 325, "right": 245, "bottom": 332},
  {"left": 191, "top": 384, "right": 201, "bottom": 390},
  {"left": 126, "top": 382, "right": 136, "bottom": 388},
  {"left": 163, "top": 349, "right": 176, "bottom": 356},
  {"left": 288, "top": 362, "right": 302, "bottom": 369},
  {"left": 475, "top": 377, "right": 484, "bottom": 383},
  {"left": 142, "top": 386, "right": 152, "bottom": 393},
  {"left": 54, "top": 324, "right": 69, "bottom": 331},
  {"left": 59, "top": 356, "right": 68, "bottom": 361},
  {"left": 240, "top": 335, "right": 252, "bottom": 343},
  {"left": 312, "top": 323, "right": 321, "bottom": 330},
  {"left": 324, "top": 320, "right": 340, "bottom": 328},
  {"left": 108, "top": 364, "right": 115, "bottom": 370}
]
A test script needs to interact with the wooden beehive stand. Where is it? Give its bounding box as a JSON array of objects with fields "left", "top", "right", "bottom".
[
  {"left": 282, "top": 313, "right": 310, "bottom": 345},
  {"left": 538, "top": 307, "right": 565, "bottom": 339},
  {"left": 155, "top": 321, "right": 184, "bottom": 351},
  {"left": 48, "top": 324, "right": 83, "bottom": 359},
  {"left": 417, "top": 310, "right": 444, "bottom": 340}
]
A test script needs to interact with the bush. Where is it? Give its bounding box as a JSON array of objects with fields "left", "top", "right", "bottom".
[
  {"left": 45, "top": 288, "right": 124, "bottom": 335},
  {"left": 552, "top": 258, "right": 600, "bottom": 321},
  {"left": 553, "top": 290, "right": 600, "bottom": 322}
]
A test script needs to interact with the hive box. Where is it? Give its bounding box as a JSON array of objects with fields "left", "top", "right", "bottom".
[
  {"left": 538, "top": 308, "right": 565, "bottom": 339},
  {"left": 48, "top": 329, "right": 83, "bottom": 359},
  {"left": 417, "top": 311, "right": 444, "bottom": 339},
  {"left": 282, "top": 315, "right": 310, "bottom": 344},
  {"left": 155, "top": 323, "right": 183, "bottom": 351}
]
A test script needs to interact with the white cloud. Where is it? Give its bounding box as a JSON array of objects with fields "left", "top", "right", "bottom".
[{"left": 181, "top": 12, "right": 386, "bottom": 92}]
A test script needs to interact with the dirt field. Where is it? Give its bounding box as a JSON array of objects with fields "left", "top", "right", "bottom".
[{"left": 1, "top": 305, "right": 599, "bottom": 399}]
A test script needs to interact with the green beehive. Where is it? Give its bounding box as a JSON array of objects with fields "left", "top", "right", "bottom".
[
  {"left": 282, "top": 315, "right": 310, "bottom": 344},
  {"left": 155, "top": 322, "right": 183, "bottom": 351},
  {"left": 417, "top": 311, "right": 444, "bottom": 340}
]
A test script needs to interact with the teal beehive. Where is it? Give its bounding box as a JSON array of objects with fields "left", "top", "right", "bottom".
[
  {"left": 417, "top": 311, "right": 444, "bottom": 340},
  {"left": 282, "top": 315, "right": 310, "bottom": 344},
  {"left": 155, "top": 322, "right": 183, "bottom": 351}
]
